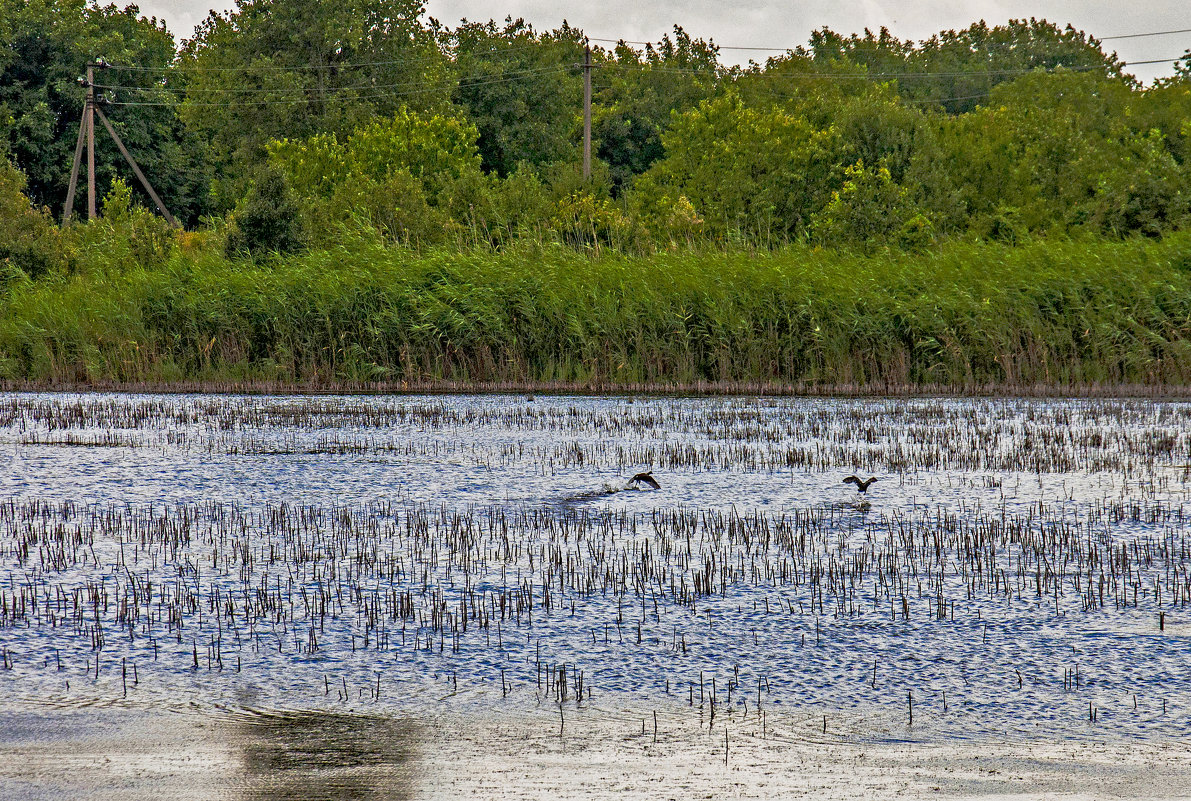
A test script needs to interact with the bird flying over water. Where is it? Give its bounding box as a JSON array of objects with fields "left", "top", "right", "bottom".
[
  {"left": 843, "top": 475, "right": 877, "bottom": 493},
  {"left": 629, "top": 471, "right": 660, "bottom": 489}
]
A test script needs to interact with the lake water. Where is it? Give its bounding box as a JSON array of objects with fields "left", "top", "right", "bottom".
[{"left": 1, "top": 392, "right": 1190, "bottom": 749}]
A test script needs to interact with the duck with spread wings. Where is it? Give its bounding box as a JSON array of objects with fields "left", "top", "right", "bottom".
[
  {"left": 629, "top": 471, "right": 660, "bottom": 489},
  {"left": 843, "top": 475, "right": 877, "bottom": 493}
]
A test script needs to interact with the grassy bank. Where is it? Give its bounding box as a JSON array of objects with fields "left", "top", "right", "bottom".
[{"left": 1, "top": 234, "right": 1190, "bottom": 392}]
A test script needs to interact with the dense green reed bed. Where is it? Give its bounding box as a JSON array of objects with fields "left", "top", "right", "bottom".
[{"left": 1, "top": 234, "right": 1190, "bottom": 391}]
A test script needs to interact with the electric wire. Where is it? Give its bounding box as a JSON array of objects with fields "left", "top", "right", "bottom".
[
  {"left": 589, "top": 25, "right": 1191, "bottom": 50},
  {"left": 1101, "top": 27, "right": 1191, "bottom": 40},
  {"left": 105, "top": 64, "right": 577, "bottom": 107},
  {"left": 96, "top": 64, "right": 573, "bottom": 96},
  {"left": 597, "top": 58, "right": 1179, "bottom": 79},
  {"left": 95, "top": 22, "right": 1189, "bottom": 108},
  {"left": 104, "top": 39, "right": 580, "bottom": 74},
  {"left": 102, "top": 24, "right": 1190, "bottom": 77}
]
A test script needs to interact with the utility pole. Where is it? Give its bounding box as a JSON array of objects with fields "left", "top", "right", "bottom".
[
  {"left": 86, "top": 60, "right": 96, "bottom": 220},
  {"left": 582, "top": 42, "right": 592, "bottom": 181},
  {"left": 63, "top": 60, "right": 101, "bottom": 223},
  {"left": 63, "top": 58, "right": 178, "bottom": 227}
]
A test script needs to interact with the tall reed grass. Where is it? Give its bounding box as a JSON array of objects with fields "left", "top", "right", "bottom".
[{"left": 2, "top": 233, "right": 1189, "bottom": 391}]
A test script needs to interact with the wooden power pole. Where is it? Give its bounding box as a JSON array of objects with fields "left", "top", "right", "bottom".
[
  {"left": 63, "top": 58, "right": 178, "bottom": 227},
  {"left": 582, "top": 43, "right": 592, "bottom": 181},
  {"left": 86, "top": 61, "right": 96, "bottom": 220},
  {"left": 62, "top": 62, "right": 96, "bottom": 223}
]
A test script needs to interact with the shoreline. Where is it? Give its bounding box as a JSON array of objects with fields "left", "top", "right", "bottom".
[
  {"left": 4, "top": 379, "right": 1191, "bottom": 400},
  {"left": 4, "top": 703, "right": 1191, "bottom": 800}
]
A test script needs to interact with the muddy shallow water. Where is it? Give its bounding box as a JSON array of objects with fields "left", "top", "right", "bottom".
[
  {"left": 5, "top": 704, "right": 1191, "bottom": 801},
  {"left": 2, "top": 392, "right": 1191, "bottom": 798}
]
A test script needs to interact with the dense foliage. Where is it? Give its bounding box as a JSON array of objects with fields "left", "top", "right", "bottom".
[
  {"left": 2, "top": 1, "right": 1191, "bottom": 389},
  {"left": 2, "top": 234, "right": 1189, "bottom": 389},
  {"left": 2, "top": 0, "right": 1189, "bottom": 245}
]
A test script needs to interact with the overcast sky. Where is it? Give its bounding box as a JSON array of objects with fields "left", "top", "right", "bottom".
[{"left": 138, "top": 0, "right": 1189, "bottom": 83}]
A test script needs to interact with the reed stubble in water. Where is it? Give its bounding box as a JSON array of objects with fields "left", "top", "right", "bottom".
[{"left": 0, "top": 393, "right": 1190, "bottom": 747}]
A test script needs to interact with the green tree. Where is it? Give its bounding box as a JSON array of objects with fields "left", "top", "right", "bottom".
[
  {"left": 831, "top": 87, "right": 923, "bottom": 182},
  {"left": 1132, "top": 78, "right": 1191, "bottom": 168},
  {"left": 1087, "top": 130, "right": 1190, "bottom": 237},
  {"left": 632, "top": 93, "right": 839, "bottom": 243},
  {"left": 179, "top": 0, "right": 452, "bottom": 207},
  {"left": 268, "top": 106, "right": 483, "bottom": 243},
  {"left": 810, "top": 161, "right": 932, "bottom": 250},
  {"left": 905, "top": 19, "right": 1124, "bottom": 113},
  {"left": 225, "top": 165, "right": 306, "bottom": 257},
  {"left": 0, "top": 0, "right": 209, "bottom": 222},
  {"left": 736, "top": 51, "right": 887, "bottom": 128},
  {"left": 931, "top": 70, "right": 1186, "bottom": 237},
  {"left": 270, "top": 107, "right": 481, "bottom": 194},
  {"left": 805, "top": 19, "right": 1124, "bottom": 114},
  {"left": 448, "top": 18, "right": 585, "bottom": 176},
  {"left": 807, "top": 25, "right": 913, "bottom": 77},
  {"left": 0, "top": 156, "right": 63, "bottom": 276},
  {"left": 592, "top": 27, "right": 721, "bottom": 194}
]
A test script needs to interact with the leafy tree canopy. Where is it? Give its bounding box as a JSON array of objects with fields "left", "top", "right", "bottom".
[
  {"left": 447, "top": 18, "right": 586, "bottom": 176},
  {"left": 593, "top": 26, "right": 721, "bottom": 194},
  {"left": 0, "top": 0, "right": 209, "bottom": 221},
  {"left": 178, "top": 0, "right": 452, "bottom": 203},
  {"left": 634, "top": 93, "right": 840, "bottom": 242}
]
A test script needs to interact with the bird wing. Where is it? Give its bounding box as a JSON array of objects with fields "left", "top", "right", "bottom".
[
  {"left": 843, "top": 475, "right": 860, "bottom": 485},
  {"left": 631, "top": 472, "right": 660, "bottom": 489}
]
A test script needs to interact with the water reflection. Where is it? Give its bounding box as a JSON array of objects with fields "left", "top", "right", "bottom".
[{"left": 236, "top": 712, "right": 417, "bottom": 801}]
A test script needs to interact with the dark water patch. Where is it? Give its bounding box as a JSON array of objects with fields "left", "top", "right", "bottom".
[
  {"left": 236, "top": 710, "right": 418, "bottom": 801},
  {"left": 0, "top": 705, "right": 418, "bottom": 801}
]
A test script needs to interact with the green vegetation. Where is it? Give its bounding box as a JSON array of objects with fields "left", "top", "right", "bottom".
[
  {"left": 2, "top": 232, "right": 1189, "bottom": 390},
  {"left": 5, "top": 1, "right": 1190, "bottom": 243},
  {"left": 2, "top": 1, "right": 1191, "bottom": 391}
]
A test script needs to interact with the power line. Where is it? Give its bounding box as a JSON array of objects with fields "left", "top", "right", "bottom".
[
  {"left": 588, "top": 36, "right": 784, "bottom": 52},
  {"left": 105, "top": 39, "right": 577, "bottom": 75},
  {"left": 101, "top": 23, "right": 1190, "bottom": 81},
  {"left": 108, "top": 50, "right": 453, "bottom": 73},
  {"left": 744, "top": 79, "right": 996, "bottom": 107},
  {"left": 106, "top": 65, "right": 574, "bottom": 107},
  {"left": 591, "top": 25, "right": 1191, "bottom": 52},
  {"left": 600, "top": 58, "right": 1179, "bottom": 81},
  {"left": 1101, "top": 27, "right": 1191, "bottom": 40},
  {"left": 104, "top": 51, "right": 1183, "bottom": 108},
  {"left": 1120, "top": 57, "right": 1186, "bottom": 65},
  {"left": 902, "top": 92, "right": 992, "bottom": 105},
  {"left": 98, "top": 23, "right": 1188, "bottom": 100},
  {"left": 97, "top": 64, "right": 571, "bottom": 97}
]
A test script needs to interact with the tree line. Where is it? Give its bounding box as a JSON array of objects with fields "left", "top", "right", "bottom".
[{"left": 3, "top": 0, "right": 1191, "bottom": 272}]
